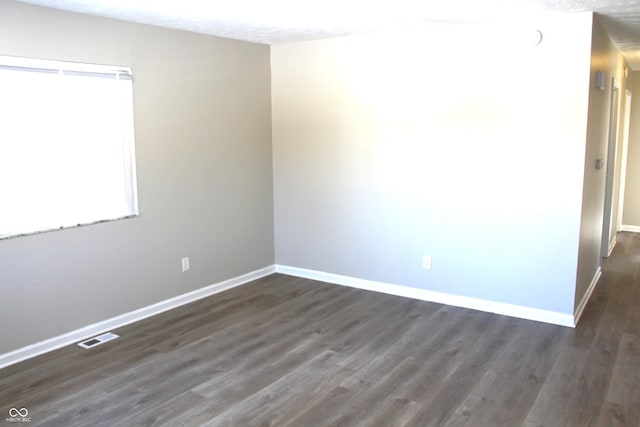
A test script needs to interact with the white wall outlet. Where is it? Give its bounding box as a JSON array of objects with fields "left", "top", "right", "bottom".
[
  {"left": 181, "top": 257, "right": 190, "bottom": 272},
  {"left": 423, "top": 255, "right": 432, "bottom": 270}
]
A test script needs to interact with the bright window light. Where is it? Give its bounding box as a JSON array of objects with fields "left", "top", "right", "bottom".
[{"left": 0, "top": 56, "right": 139, "bottom": 239}]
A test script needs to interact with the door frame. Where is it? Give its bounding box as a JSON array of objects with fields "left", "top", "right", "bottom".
[
  {"left": 601, "top": 78, "right": 620, "bottom": 257},
  {"left": 617, "top": 89, "right": 632, "bottom": 230}
]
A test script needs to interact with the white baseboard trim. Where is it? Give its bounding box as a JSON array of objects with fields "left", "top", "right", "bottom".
[
  {"left": 0, "top": 265, "right": 276, "bottom": 370},
  {"left": 573, "top": 266, "right": 602, "bottom": 326},
  {"left": 275, "top": 265, "right": 575, "bottom": 328},
  {"left": 620, "top": 225, "right": 640, "bottom": 233},
  {"left": 607, "top": 236, "right": 616, "bottom": 257}
]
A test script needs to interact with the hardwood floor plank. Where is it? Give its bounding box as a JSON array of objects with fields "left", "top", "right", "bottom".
[
  {"left": 445, "top": 321, "right": 567, "bottom": 427},
  {"left": 404, "top": 314, "right": 519, "bottom": 426},
  {"left": 596, "top": 333, "right": 640, "bottom": 426},
  {"left": 331, "top": 356, "right": 423, "bottom": 426},
  {"left": 201, "top": 349, "right": 349, "bottom": 426},
  {"left": 121, "top": 390, "right": 210, "bottom": 427},
  {"left": 357, "top": 398, "right": 422, "bottom": 427},
  {"left": 521, "top": 344, "right": 588, "bottom": 427},
  {"left": 596, "top": 401, "right": 630, "bottom": 427}
]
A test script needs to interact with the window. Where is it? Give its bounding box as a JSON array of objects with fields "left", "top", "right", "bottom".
[{"left": 0, "top": 56, "right": 139, "bottom": 239}]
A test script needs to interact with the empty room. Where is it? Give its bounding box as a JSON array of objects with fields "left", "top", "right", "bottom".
[{"left": 1, "top": 0, "right": 640, "bottom": 425}]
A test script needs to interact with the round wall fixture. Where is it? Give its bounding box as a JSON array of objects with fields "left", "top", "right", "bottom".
[{"left": 531, "top": 29, "right": 543, "bottom": 46}]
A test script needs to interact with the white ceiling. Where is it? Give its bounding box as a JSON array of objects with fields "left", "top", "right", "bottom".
[{"left": 15, "top": 0, "right": 640, "bottom": 69}]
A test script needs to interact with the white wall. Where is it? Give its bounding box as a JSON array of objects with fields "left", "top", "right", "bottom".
[
  {"left": 623, "top": 72, "right": 640, "bottom": 226},
  {"left": 0, "top": 1, "right": 274, "bottom": 355},
  {"left": 272, "top": 13, "right": 594, "bottom": 315}
]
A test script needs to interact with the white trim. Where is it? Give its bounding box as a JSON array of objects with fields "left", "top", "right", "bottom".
[
  {"left": 601, "top": 79, "right": 620, "bottom": 258},
  {"left": 275, "top": 265, "right": 575, "bottom": 328},
  {"left": 607, "top": 234, "right": 616, "bottom": 257},
  {"left": 573, "top": 267, "right": 602, "bottom": 325},
  {"left": 0, "top": 265, "right": 275, "bottom": 369},
  {"left": 617, "top": 89, "right": 632, "bottom": 231},
  {"left": 621, "top": 224, "right": 640, "bottom": 233},
  {"left": 0, "top": 54, "right": 132, "bottom": 76}
]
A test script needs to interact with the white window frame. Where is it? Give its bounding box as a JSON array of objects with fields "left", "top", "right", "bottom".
[{"left": 0, "top": 55, "right": 139, "bottom": 239}]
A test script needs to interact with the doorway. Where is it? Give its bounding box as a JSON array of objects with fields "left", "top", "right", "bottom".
[
  {"left": 617, "top": 89, "right": 633, "bottom": 230},
  {"left": 601, "top": 78, "right": 620, "bottom": 257}
]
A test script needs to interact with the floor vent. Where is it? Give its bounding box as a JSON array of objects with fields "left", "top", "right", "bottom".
[{"left": 77, "top": 332, "right": 119, "bottom": 349}]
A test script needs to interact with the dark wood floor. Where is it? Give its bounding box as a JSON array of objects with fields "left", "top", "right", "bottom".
[{"left": 2, "top": 233, "right": 640, "bottom": 426}]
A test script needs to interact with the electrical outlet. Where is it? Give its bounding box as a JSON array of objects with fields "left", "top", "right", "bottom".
[
  {"left": 181, "top": 257, "right": 190, "bottom": 272},
  {"left": 422, "top": 255, "right": 432, "bottom": 270}
]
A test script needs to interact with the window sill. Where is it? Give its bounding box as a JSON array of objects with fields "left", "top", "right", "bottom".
[{"left": 0, "top": 214, "right": 139, "bottom": 241}]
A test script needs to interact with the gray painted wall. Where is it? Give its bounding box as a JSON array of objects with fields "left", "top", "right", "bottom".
[
  {"left": 575, "top": 16, "right": 626, "bottom": 308},
  {"left": 0, "top": 1, "right": 274, "bottom": 354},
  {"left": 0, "top": 3, "right": 627, "bottom": 357},
  {"left": 272, "top": 14, "right": 595, "bottom": 315}
]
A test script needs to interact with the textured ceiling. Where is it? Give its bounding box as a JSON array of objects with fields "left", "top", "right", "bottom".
[{"left": 15, "top": 0, "right": 640, "bottom": 69}]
